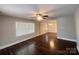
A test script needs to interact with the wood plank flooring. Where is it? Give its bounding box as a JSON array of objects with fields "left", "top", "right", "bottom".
[{"left": 0, "top": 33, "right": 78, "bottom": 55}]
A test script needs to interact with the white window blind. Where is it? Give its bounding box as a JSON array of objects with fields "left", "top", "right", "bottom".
[{"left": 16, "top": 22, "right": 35, "bottom": 36}]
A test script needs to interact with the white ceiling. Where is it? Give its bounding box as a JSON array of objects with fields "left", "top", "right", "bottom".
[{"left": 0, "top": 4, "right": 78, "bottom": 20}]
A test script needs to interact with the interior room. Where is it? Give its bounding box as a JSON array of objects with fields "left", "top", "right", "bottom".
[{"left": 0, "top": 4, "right": 79, "bottom": 55}]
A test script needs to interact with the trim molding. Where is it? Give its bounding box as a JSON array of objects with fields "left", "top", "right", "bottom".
[
  {"left": 57, "top": 37, "right": 77, "bottom": 42},
  {"left": 0, "top": 33, "right": 45, "bottom": 50}
]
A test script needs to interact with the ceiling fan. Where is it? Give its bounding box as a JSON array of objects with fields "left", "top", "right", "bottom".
[
  {"left": 27, "top": 9, "right": 55, "bottom": 21},
  {"left": 35, "top": 13, "right": 48, "bottom": 21}
]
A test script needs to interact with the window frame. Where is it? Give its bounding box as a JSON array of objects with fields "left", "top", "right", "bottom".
[{"left": 16, "top": 21, "right": 35, "bottom": 37}]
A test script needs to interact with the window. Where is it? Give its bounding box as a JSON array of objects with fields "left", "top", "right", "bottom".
[{"left": 16, "top": 22, "right": 35, "bottom": 36}]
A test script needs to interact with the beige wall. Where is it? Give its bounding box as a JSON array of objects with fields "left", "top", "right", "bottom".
[
  {"left": 0, "top": 15, "right": 40, "bottom": 48},
  {"left": 39, "top": 20, "right": 57, "bottom": 34},
  {"left": 39, "top": 21, "right": 48, "bottom": 34},
  {"left": 47, "top": 20, "right": 57, "bottom": 33}
]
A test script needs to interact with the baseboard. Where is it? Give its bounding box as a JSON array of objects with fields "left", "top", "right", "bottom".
[
  {"left": 0, "top": 33, "right": 45, "bottom": 50},
  {"left": 57, "top": 37, "right": 77, "bottom": 42}
]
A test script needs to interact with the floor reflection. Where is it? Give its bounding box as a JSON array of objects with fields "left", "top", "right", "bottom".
[
  {"left": 49, "top": 40, "right": 55, "bottom": 49},
  {"left": 17, "top": 43, "right": 35, "bottom": 55},
  {"left": 34, "top": 33, "right": 58, "bottom": 54}
]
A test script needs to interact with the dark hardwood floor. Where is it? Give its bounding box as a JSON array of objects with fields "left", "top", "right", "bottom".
[{"left": 0, "top": 33, "right": 78, "bottom": 55}]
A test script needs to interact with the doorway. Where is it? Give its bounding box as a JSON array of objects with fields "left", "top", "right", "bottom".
[
  {"left": 40, "top": 20, "right": 57, "bottom": 34},
  {"left": 47, "top": 20, "right": 57, "bottom": 34}
]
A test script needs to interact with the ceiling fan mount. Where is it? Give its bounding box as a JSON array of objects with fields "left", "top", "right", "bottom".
[{"left": 36, "top": 13, "right": 48, "bottom": 20}]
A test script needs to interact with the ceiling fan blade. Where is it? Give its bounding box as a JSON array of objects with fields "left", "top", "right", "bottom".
[
  {"left": 43, "top": 16, "right": 56, "bottom": 20},
  {"left": 22, "top": 13, "right": 36, "bottom": 17}
]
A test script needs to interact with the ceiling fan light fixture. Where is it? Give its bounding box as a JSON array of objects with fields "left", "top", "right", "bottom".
[{"left": 36, "top": 14, "right": 43, "bottom": 21}]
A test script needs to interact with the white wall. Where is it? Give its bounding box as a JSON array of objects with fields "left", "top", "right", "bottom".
[
  {"left": 75, "top": 7, "right": 79, "bottom": 51},
  {"left": 0, "top": 16, "right": 2, "bottom": 44},
  {"left": 0, "top": 15, "right": 40, "bottom": 49},
  {"left": 57, "top": 14, "right": 76, "bottom": 42}
]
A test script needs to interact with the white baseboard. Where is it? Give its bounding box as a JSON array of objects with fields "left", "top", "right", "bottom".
[
  {"left": 57, "top": 37, "right": 77, "bottom": 42},
  {"left": 0, "top": 33, "right": 45, "bottom": 50}
]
